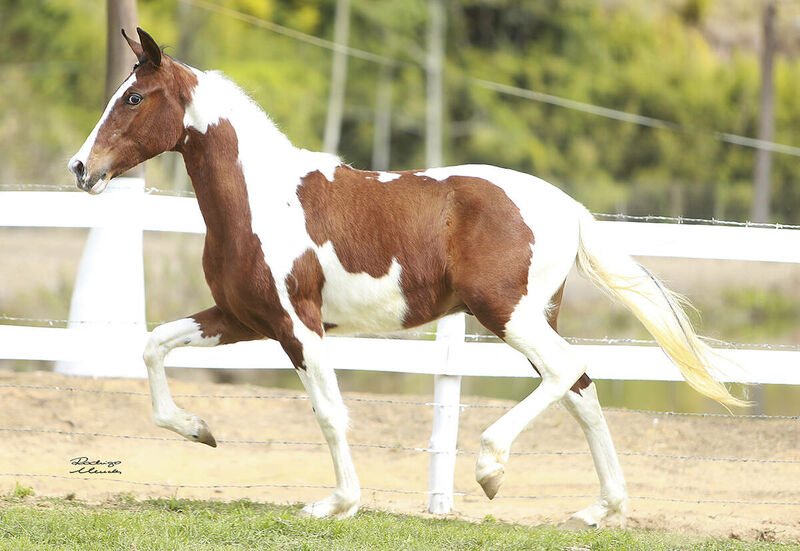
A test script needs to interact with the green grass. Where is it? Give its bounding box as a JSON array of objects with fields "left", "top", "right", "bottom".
[{"left": 0, "top": 496, "right": 796, "bottom": 551}]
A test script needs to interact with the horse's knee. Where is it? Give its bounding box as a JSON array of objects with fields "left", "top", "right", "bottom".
[
  {"left": 144, "top": 321, "right": 179, "bottom": 366},
  {"left": 143, "top": 337, "right": 164, "bottom": 367}
]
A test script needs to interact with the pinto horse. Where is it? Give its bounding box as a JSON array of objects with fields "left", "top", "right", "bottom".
[{"left": 68, "top": 28, "right": 744, "bottom": 524}]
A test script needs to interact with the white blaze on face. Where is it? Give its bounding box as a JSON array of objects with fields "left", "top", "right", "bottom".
[{"left": 68, "top": 73, "right": 137, "bottom": 190}]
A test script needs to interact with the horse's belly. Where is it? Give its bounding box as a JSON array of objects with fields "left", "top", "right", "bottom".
[{"left": 319, "top": 250, "right": 407, "bottom": 335}]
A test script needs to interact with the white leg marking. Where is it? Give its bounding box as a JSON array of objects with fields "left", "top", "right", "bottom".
[
  {"left": 143, "top": 318, "right": 220, "bottom": 446},
  {"left": 476, "top": 303, "right": 587, "bottom": 499},
  {"left": 294, "top": 335, "right": 360, "bottom": 518},
  {"left": 561, "top": 382, "right": 628, "bottom": 527}
]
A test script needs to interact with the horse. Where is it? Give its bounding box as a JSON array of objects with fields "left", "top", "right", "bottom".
[{"left": 68, "top": 28, "right": 745, "bottom": 524}]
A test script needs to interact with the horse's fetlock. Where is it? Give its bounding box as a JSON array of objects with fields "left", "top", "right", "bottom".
[
  {"left": 603, "top": 490, "right": 628, "bottom": 512},
  {"left": 152, "top": 412, "right": 171, "bottom": 429}
]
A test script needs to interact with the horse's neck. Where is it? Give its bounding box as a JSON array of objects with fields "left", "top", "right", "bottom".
[
  {"left": 177, "top": 69, "right": 288, "bottom": 239},
  {"left": 178, "top": 69, "right": 341, "bottom": 244}
]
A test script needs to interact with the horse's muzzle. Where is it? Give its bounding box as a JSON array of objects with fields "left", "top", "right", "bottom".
[{"left": 69, "top": 159, "right": 108, "bottom": 195}]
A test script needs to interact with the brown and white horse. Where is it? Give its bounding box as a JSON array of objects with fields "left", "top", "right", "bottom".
[{"left": 69, "top": 29, "right": 744, "bottom": 524}]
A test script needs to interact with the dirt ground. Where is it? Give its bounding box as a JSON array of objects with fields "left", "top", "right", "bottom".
[{"left": 0, "top": 370, "right": 797, "bottom": 543}]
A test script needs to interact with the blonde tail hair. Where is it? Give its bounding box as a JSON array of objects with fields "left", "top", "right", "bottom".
[{"left": 574, "top": 207, "right": 748, "bottom": 408}]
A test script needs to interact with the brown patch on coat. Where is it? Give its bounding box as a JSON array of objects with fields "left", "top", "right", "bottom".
[
  {"left": 570, "top": 373, "right": 593, "bottom": 395},
  {"left": 287, "top": 250, "right": 325, "bottom": 337},
  {"left": 444, "top": 177, "right": 535, "bottom": 337},
  {"left": 297, "top": 166, "right": 535, "bottom": 335},
  {"left": 180, "top": 119, "right": 306, "bottom": 368},
  {"left": 191, "top": 305, "right": 261, "bottom": 344}
]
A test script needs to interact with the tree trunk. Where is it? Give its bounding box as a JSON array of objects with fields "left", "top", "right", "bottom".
[
  {"left": 372, "top": 65, "right": 393, "bottom": 171},
  {"left": 106, "top": 0, "right": 143, "bottom": 179},
  {"left": 323, "top": 0, "right": 351, "bottom": 155},
  {"left": 426, "top": 0, "right": 445, "bottom": 167},
  {"left": 751, "top": 0, "right": 776, "bottom": 224}
]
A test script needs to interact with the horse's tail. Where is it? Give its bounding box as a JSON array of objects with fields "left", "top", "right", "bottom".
[{"left": 574, "top": 206, "right": 747, "bottom": 407}]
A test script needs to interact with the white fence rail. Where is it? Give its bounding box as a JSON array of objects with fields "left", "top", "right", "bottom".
[
  {"left": 4, "top": 190, "right": 800, "bottom": 262},
  {"left": 2, "top": 186, "right": 799, "bottom": 513}
]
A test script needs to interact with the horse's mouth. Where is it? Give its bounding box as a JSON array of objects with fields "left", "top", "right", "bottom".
[{"left": 77, "top": 173, "right": 109, "bottom": 195}]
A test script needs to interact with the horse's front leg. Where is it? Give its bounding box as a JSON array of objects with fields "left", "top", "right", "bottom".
[
  {"left": 278, "top": 316, "right": 360, "bottom": 519},
  {"left": 143, "top": 305, "right": 260, "bottom": 445}
]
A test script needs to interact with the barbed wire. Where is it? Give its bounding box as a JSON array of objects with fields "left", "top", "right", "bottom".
[
  {"left": 1, "top": 383, "right": 797, "bottom": 419},
  {"left": 3, "top": 181, "right": 799, "bottom": 230},
  {"left": 0, "top": 183, "right": 197, "bottom": 197},
  {"left": 474, "top": 492, "right": 800, "bottom": 507},
  {"left": 592, "top": 212, "right": 800, "bottom": 230},
  {"left": 2, "top": 317, "right": 798, "bottom": 354},
  {"left": 2, "top": 426, "right": 797, "bottom": 464},
  {"left": 179, "top": 0, "right": 402, "bottom": 67},
  {"left": 3, "top": 473, "right": 797, "bottom": 506},
  {"left": 468, "top": 78, "right": 800, "bottom": 158}
]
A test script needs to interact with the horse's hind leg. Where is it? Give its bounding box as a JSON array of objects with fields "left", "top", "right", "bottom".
[
  {"left": 561, "top": 380, "right": 627, "bottom": 527},
  {"left": 143, "top": 306, "right": 260, "bottom": 445},
  {"left": 474, "top": 300, "right": 589, "bottom": 499},
  {"left": 548, "top": 289, "right": 628, "bottom": 526}
]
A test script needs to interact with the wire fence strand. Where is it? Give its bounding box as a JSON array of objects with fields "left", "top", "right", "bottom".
[
  {"left": 1, "top": 383, "right": 797, "bottom": 419},
  {"left": 2, "top": 473, "right": 797, "bottom": 507},
  {"left": 2, "top": 316, "right": 799, "bottom": 353},
  {"left": 2, "top": 425, "right": 797, "bottom": 464}
]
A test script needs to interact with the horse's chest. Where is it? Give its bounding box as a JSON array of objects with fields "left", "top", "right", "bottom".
[{"left": 201, "top": 238, "right": 279, "bottom": 317}]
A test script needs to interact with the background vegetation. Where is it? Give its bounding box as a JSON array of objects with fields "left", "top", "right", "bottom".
[
  {"left": 0, "top": 0, "right": 798, "bottom": 413},
  {"left": 2, "top": 0, "right": 800, "bottom": 222}
]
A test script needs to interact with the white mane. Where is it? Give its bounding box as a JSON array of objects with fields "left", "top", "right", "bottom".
[
  {"left": 183, "top": 68, "right": 341, "bottom": 182},
  {"left": 183, "top": 69, "right": 293, "bottom": 149}
]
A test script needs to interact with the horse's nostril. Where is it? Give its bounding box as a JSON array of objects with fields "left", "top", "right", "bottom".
[{"left": 72, "top": 160, "right": 86, "bottom": 180}]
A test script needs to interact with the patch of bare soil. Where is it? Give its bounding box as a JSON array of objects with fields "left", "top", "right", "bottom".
[{"left": 0, "top": 370, "right": 797, "bottom": 542}]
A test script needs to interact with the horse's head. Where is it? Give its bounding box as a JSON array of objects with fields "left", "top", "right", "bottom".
[{"left": 68, "top": 28, "right": 196, "bottom": 194}]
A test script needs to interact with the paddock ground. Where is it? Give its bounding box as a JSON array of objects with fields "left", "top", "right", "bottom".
[{"left": 1, "top": 370, "right": 798, "bottom": 543}]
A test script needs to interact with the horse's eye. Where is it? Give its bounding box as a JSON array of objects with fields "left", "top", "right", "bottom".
[{"left": 126, "top": 93, "right": 143, "bottom": 106}]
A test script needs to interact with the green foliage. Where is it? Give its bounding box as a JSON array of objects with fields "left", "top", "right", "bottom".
[
  {"left": 1, "top": 0, "right": 799, "bottom": 222},
  {"left": 0, "top": 496, "right": 796, "bottom": 550},
  {"left": 7, "top": 483, "right": 34, "bottom": 500},
  {"left": 715, "top": 287, "right": 800, "bottom": 341}
]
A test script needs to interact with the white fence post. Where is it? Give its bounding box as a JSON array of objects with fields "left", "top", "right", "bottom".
[
  {"left": 54, "top": 177, "right": 147, "bottom": 378},
  {"left": 428, "top": 312, "right": 464, "bottom": 514}
]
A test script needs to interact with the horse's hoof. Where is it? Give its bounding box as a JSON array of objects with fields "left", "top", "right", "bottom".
[
  {"left": 477, "top": 467, "right": 504, "bottom": 500},
  {"left": 300, "top": 496, "right": 359, "bottom": 519},
  {"left": 194, "top": 419, "right": 217, "bottom": 448},
  {"left": 560, "top": 516, "right": 597, "bottom": 530}
]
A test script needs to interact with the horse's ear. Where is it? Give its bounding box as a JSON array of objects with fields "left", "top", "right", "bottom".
[
  {"left": 121, "top": 28, "right": 144, "bottom": 61},
  {"left": 136, "top": 27, "right": 162, "bottom": 68}
]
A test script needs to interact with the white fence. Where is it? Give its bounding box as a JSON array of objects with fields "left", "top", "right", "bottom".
[{"left": 1, "top": 184, "right": 799, "bottom": 513}]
